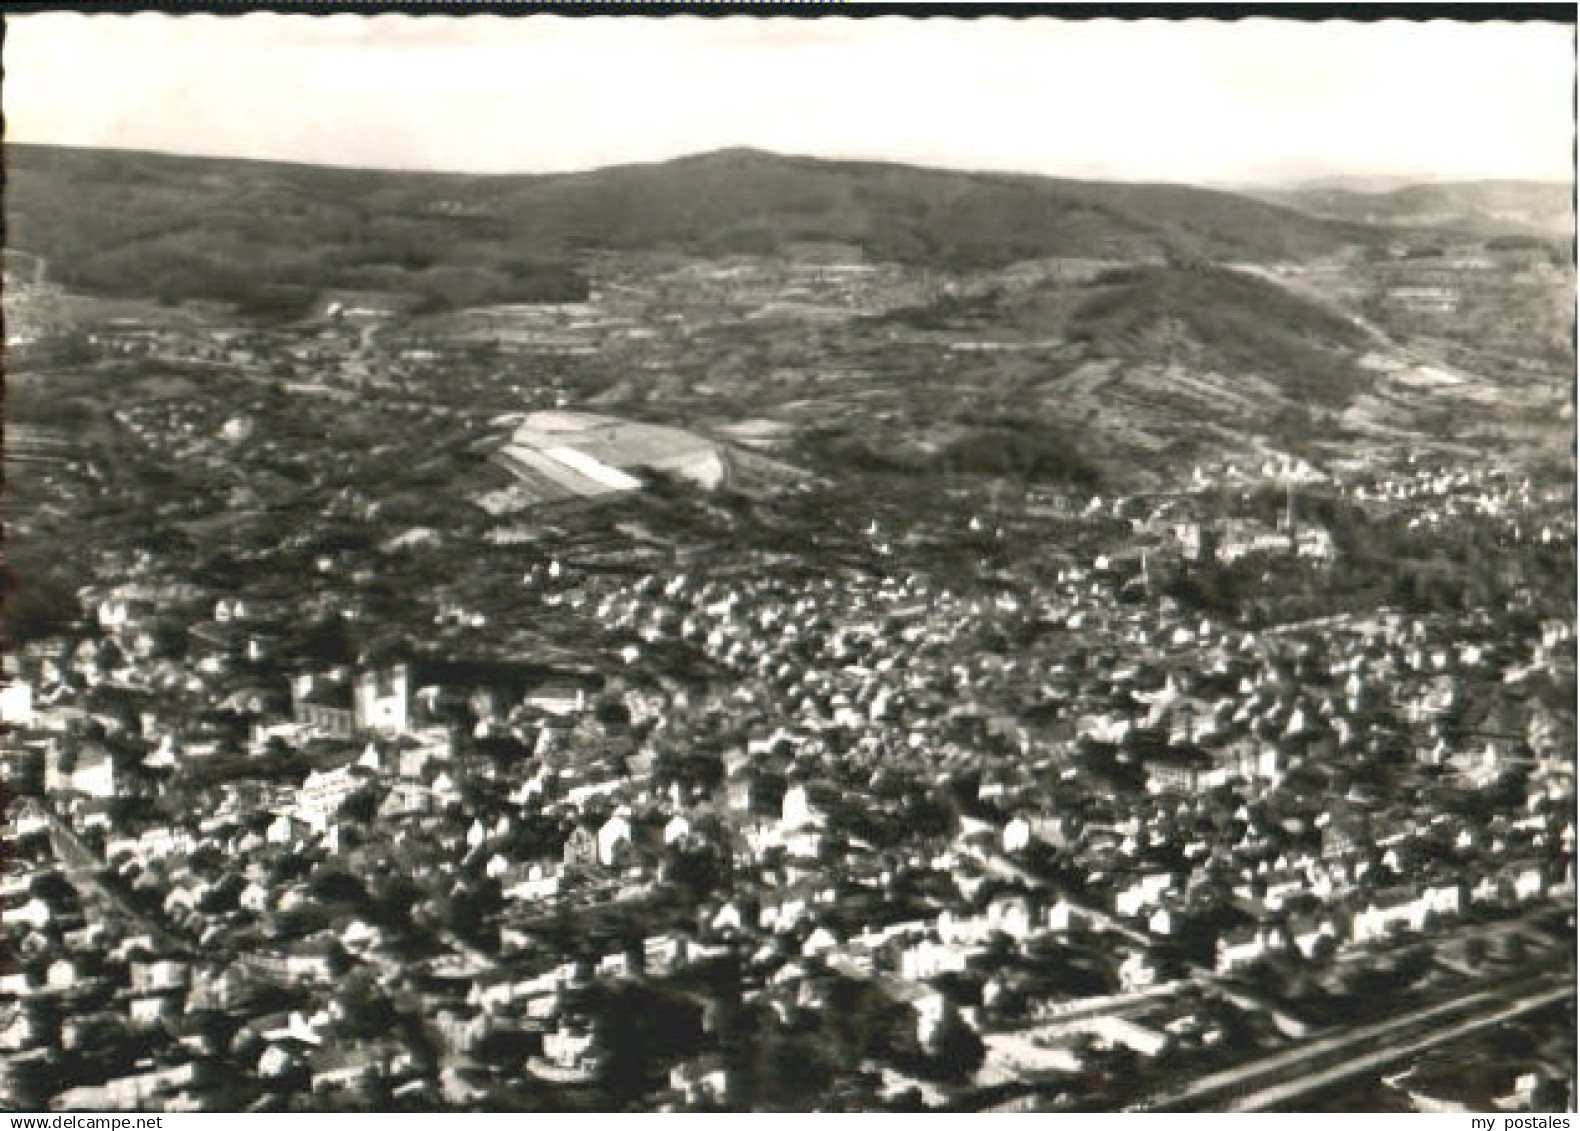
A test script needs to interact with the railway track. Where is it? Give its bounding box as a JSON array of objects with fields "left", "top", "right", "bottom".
[
  {"left": 1137, "top": 967, "right": 1573, "bottom": 1112},
  {"left": 1222, "top": 980, "right": 1575, "bottom": 1112}
]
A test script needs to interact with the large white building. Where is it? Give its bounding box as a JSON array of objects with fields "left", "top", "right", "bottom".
[{"left": 291, "top": 766, "right": 366, "bottom": 833}]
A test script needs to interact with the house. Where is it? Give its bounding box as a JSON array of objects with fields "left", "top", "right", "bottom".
[
  {"left": 1143, "top": 746, "right": 1213, "bottom": 794},
  {"left": 525, "top": 682, "right": 587, "bottom": 716},
  {"left": 1119, "top": 949, "right": 1164, "bottom": 991},
  {"left": 782, "top": 825, "right": 827, "bottom": 860},
  {"left": 163, "top": 876, "right": 207, "bottom": 917},
  {"left": 46, "top": 746, "right": 118, "bottom": 798},
  {"left": 669, "top": 1053, "right": 730, "bottom": 1106},
  {"left": 1384, "top": 1063, "right": 1489, "bottom": 1113},
  {"left": 429, "top": 1006, "right": 486, "bottom": 1055},
  {"left": 290, "top": 673, "right": 356, "bottom": 737},
  {"left": 1002, "top": 817, "right": 1032, "bottom": 853},
  {"left": 1115, "top": 872, "right": 1177, "bottom": 918},
  {"left": 356, "top": 659, "right": 579, "bottom": 735},
  {"left": 1509, "top": 860, "right": 1549, "bottom": 903},
  {"left": 1289, "top": 914, "right": 1340, "bottom": 959},
  {"left": 534, "top": 1020, "right": 600, "bottom": 1082},
  {"left": 1, "top": 680, "right": 34, "bottom": 726},
  {"left": 562, "top": 826, "right": 598, "bottom": 868},
  {"left": 780, "top": 783, "right": 831, "bottom": 829},
  {"left": 759, "top": 893, "right": 810, "bottom": 933},
  {"left": 110, "top": 826, "right": 198, "bottom": 862},
  {"left": 187, "top": 964, "right": 256, "bottom": 1012},
  {"left": 1421, "top": 881, "right": 1465, "bottom": 919},
  {"left": 597, "top": 951, "right": 640, "bottom": 980},
  {"left": 1294, "top": 525, "right": 1338, "bottom": 562},
  {"left": 664, "top": 814, "right": 693, "bottom": 845},
  {"left": 643, "top": 934, "right": 691, "bottom": 975},
  {"left": 96, "top": 596, "right": 159, "bottom": 633},
  {"left": 801, "top": 926, "right": 840, "bottom": 957},
  {"left": 1216, "top": 924, "right": 1288, "bottom": 972},
  {"left": 258, "top": 1043, "right": 306, "bottom": 1080},
  {"left": 378, "top": 779, "right": 435, "bottom": 819},
  {"left": 277, "top": 936, "right": 344, "bottom": 984},
  {"left": 1063, "top": 1015, "right": 1170, "bottom": 1058},
  {"left": 311, "top": 1042, "right": 391, "bottom": 1094},
  {"left": 708, "top": 900, "right": 749, "bottom": 936},
  {"left": 240, "top": 880, "right": 272, "bottom": 914},
  {"left": 0, "top": 1008, "right": 52, "bottom": 1053},
  {"left": 291, "top": 766, "right": 366, "bottom": 832},
  {"left": 503, "top": 862, "right": 563, "bottom": 902},
  {"left": 266, "top": 813, "right": 310, "bottom": 846},
  {"left": 128, "top": 993, "right": 181, "bottom": 1030},
  {"left": 596, "top": 812, "right": 633, "bottom": 868},
  {"left": 1047, "top": 898, "right": 1090, "bottom": 934},
  {"left": 129, "top": 959, "right": 188, "bottom": 994},
  {"left": 45, "top": 957, "right": 82, "bottom": 992},
  {"left": 899, "top": 937, "right": 971, "bottom": 981},
  {"left": 9, "top": 896, "right": 52, "bottom": 930},
  {"left": 1216, "top": 520, "right": 1292, "bottom": 564},
  {"left": 1320, "top": 803, "right": 1372, "bottom": 859},
  {"left": 355, "top": 666, "right": 411, "bottom": 733},
  {"left": 216, "top": 596, "right": 288, "bottom": 623},
  {"left": 1386, "top": 285, "right": 1459, "bottom": 314},
  {"left": 52, "top": 1063, "right": 203, "bottom": 1110},
  {"left": 430, "top": 771, "right": 462, "bottom": 806},
  {"left": 1495, "top": 1071, "right": 1568, "bottom": 1112},
  {"left": 984, "top": 893, "right": 1040, "bottom": 939},
  {"left": 1351, "top": 888, "right": 1434, "bottom": 944}
]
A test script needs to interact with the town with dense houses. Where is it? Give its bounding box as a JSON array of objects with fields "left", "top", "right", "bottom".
[
  {"left": 3, "top": 92, "right": 1576, "bottom": 1112},
  {"left": 4, "top": 268, "right": 1573, "bottom": 1107}
]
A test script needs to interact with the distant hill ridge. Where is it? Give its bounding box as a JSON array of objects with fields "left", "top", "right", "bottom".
[
  {"left": 6, "top": 143, "right": 1396, "bottom": 314},
  {"left": 1257, "top": 179, "right": 1573, "bottom": 238}
]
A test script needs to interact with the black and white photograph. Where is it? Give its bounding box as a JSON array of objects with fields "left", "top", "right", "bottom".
[{"left": 1, "top": 5, "right": 1575, "bottom": 1115}]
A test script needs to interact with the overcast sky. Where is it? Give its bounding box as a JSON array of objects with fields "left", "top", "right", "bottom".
[{"left": 4, "top": 13, "right": 1573, "bottom": 184}]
